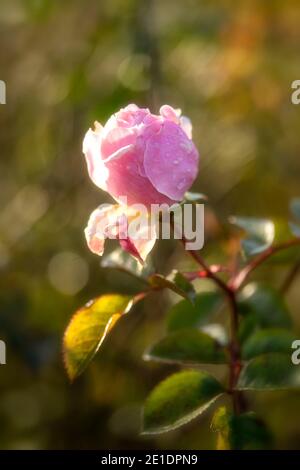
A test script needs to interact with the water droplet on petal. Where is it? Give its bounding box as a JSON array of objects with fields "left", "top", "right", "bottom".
[
  {"left": 180, "top": 141, "right": 193, "bottom": 153},
  {"left": 177, "top": 178, "right": 187, "bottom": 190}
]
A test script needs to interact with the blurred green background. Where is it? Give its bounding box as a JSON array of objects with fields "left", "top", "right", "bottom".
[{"left": 1, "top": 0, "right": 300, "bottom": 450}]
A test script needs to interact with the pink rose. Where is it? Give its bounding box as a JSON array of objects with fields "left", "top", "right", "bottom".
[
  {"left": 83, "top": 104, "right": 199, "bottom": 206},
  {"left": 83, "top": 104, "right": 199, "bottom": 262}
]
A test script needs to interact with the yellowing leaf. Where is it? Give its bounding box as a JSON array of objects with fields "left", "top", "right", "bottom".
[
  {"left": 63, "top": 294, "right": 133, "bottom": 381},
  {"left": 211, "top": 407, "right": 272, "bottom": 450}
]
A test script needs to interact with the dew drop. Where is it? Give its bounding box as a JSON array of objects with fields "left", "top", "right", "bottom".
[{"left": 177, "top": 178, "right": 187, "bottom": 190}]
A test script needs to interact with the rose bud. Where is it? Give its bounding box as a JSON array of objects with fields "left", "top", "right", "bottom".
[{"left": 83, "top": 104, "right": 199, "bottom": 262}]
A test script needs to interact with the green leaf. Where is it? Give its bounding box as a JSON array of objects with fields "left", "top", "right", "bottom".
[
  {"left": 230, "top": 216, "right": 275, "bottom": 257},
  {"left": 167, "top": 270, "right": 196, "bottom": 304},
  {"left": 148, "top": 273, "right": 195, "bottom": 304},
  {"left": 201, "top": 324, "right": 228, "bottom": 345},
  {"left": 211, "top": 406, "right": 272, "bottom": 450},
  {"left": 267, "top": 218, "right": 300, "bottom": 262},
  {"left": 237, "top": 353, "right": 300, "bottom": 390},
  {"left": 167, "top": 291, "right": 222, "bottom": 332},
  {"left": 63, "top": 294, "right": 133, "bottom": 381},
  {"left": 101, "top": 247, "right": 153, "bottom": 279},
  {"left": 143, "top": 370, "right": 224, "bottom": 434},
  {"left": 238, "top": 315, "right": 259, "bottom": 344},
  {"left": 144, "top": 329, "right": 227, "bottom": 365},
  {"left": 238, "top": 283, "right": 291, "bottom": 330},
  {"left": 290, "top": 198, "right": 300, "bottom": 221},
  {"left": 184, "top": 191, "right": 208, "bottom": 202},
  {"left": 242, "top": 329, "right": 296, "bottom": 360}
]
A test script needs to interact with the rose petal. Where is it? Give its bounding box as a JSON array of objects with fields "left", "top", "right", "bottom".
[
  {"left": 126, "top": 209, "right": 157, "bottom": 262},
  {"left": 144, "top": 120, "right": 199, "bottom": 201},
  {"left": 105, "top": 148, "right": 174, "bottom": 207},
  {"left": 116, "top": 104, "right": 150, "bottom": 127},
  {"left": 118, "top": 237, "right": 144, "bottom": 264},
  {"left": 84, "top": 204, "right": 116, "bottom": 256},
  {"left": 180, "top": 115, "right": 193, "bottom": 139},
  {"left": 83, "top": 125, "right": 109, "bottom": 190},
  {"left": 84, "top": 204, "right": 156, "bottom": 263},
  {"left": 101, "top": 126, "right": 136, "bottom": 160},
  {"left": 159, "top": 105, "right": 180, "bottom": 123}
]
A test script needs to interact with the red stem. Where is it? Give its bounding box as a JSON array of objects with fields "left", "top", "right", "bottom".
[
  {"left": 181, "top": 242, "right": 242, "bottom": 413},
  {"left": 230, "top": 238, "right": 300, "bottom": 290},
  {"left": 180, "top": 236, "right": 300, "bottom": 418},
  {"left": 183, "top": 265, "right": 230, "bottom": 281}
]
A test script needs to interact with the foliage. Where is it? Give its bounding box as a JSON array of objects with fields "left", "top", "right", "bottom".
[
  {"left": 211, "top": 407, "right": 272, "bottom": 450},
  {"left": 143, "top": 370, "right": 224, "bottom": 434},
  {"left": 144, "top": 329, "right": 227, "bottom": 365},
  {"left": 63, "top": 197, "right": 300, "bottom": 449},
  {"left": 63, "top": 294, "right": 134, "bottom": 381}
]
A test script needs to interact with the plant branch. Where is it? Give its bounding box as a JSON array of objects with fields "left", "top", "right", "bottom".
[
  {"left": 177, "top": 230, "right": 300, "bottom": 424},
  {"left": 181, "top": 240, "right": 243, "bottom": 414},
  {"left": 182, "top": 245, "right": 231, "bottom": 293},
  {"left": 183, "top": 265, "right": 230, "bottom": 281},
  {"left": 230, "top": 238, "right": 300, "bottom": 291}
]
